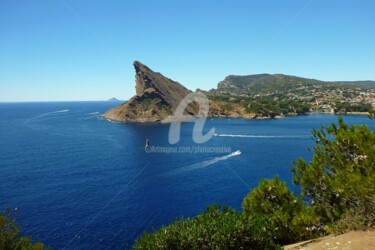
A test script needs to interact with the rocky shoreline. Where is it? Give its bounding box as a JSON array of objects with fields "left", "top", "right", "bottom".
[{"left": 101, "top": 110, "right": 373, "bottom": 124}]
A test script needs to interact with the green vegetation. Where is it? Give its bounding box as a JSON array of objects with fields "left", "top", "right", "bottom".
[
  {"left": 242, "top": 176, "right": 319, "bottom": 244},
  {"left": 242, "top": 97, "right": 310, "bottom": 115},
  {"left": 209, "top": 91, "right": 373, "bottom": 117},
  {"left": 335, "top": 102, "right": 372, "bottom": 113},
  {"left": 218, "top": 74, "right": 324, "bottom": 95},
  {"left": 133, "top": 204, "right": 281, "bottom": 250},
  {"left": 141, "top": 98, "right": 154, "bottom": 110},
  {"left": 217, "top": 74, "right": 375, "bottom": 95},
  {"left": 155, "top": 103, "right": 172, "bottom": 114},
  {"left": 134, "top": 112, "right": 375, "bottom": 249},
  {"left": 219, "top": 103, "right": 234, "bottom": 112},
  {"left": 0, "top": 208, "right": 46, "bottom": 250},
  {"left": 209, "top": 94, "right": 311, "bottom": 116},
  {"left": 140, "top": 98, "right": 172, "bottom": 114},
  {"left": 291, "top": 114, "right": 375, "bottom": 226}
]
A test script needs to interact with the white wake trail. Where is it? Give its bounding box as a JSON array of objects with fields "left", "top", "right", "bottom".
[
  {"left": 179, "top": 151, "right": 241, "bottom": 172},
  {"left": 215, "top": 134, "right": 305, "bottom": 138},
  {"left": 27, "top": 109, "right": 70, "bottom": 121},
  {"left": 24, "top": 109, "right": 71, "bottom": 129},
  {"left": 36, "top": 109, "right": 70, "bottom": 118},
  {"left": 51, "top": 109, "right": 70, "bottom": 113}
]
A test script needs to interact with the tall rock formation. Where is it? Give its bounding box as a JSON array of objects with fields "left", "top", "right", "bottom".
[{"left": 101, "top": 61, "right": 196, "bottom": 122}]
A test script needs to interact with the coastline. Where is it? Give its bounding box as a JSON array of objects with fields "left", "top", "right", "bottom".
[
  {"left": 336, "top": 111, "right": 370, "bottom": 115},
  {"left": 308, "top": 111, "right": 370, "bottom": 116},
  {"left": 101, "top": 111, "right": 372, "bottom": 123}
]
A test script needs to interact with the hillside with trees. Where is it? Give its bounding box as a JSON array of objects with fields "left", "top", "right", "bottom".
[
  {"left": 215, "top": 74, "right": 375, "bottom": 94},
  {"left": 208, "top": 74, "right": 375, "bottom": 116}
]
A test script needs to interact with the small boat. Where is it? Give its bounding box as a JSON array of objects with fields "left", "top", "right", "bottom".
[
  {"left": 234, "top": 150, "right": 241, "bottom": 155},
  {"left": 214, "top": 133, "right": 219, "bottom": 136},
  {"left": 145, "top": 139, "right": 150, "bottom": 150}
]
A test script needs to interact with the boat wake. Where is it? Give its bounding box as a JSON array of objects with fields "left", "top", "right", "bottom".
[
  {"left": 214, "top": 133, "right": 305, "bottom": 138},
  {"left": 26, "top": 109, "right": 70, "bottom": 121},
  {"left": 178, "top": 150, "right": 241, "bottom": 172},
  {"left": 51, "top": 109, "right": 70, "bottom": 114},
  {"left": 24, "top": 109, "right": 70, "bottom": 129}
]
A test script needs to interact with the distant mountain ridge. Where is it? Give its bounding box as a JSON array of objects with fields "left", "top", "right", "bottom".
[{"left": 216, "top": 74, "right": 375, "bottom": 94}]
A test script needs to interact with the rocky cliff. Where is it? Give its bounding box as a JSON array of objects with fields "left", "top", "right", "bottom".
[
  {"left": 101, "top": 61, "right": 197, "bottom": 122},
  {"left": 101, "top": 61, "right": 273, "bottom": 122}
]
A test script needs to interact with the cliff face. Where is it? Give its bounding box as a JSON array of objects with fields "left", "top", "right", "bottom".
[
  {"left": 101, "top": 61, "right": 196, "bottom": 122},
  {"left": 133, "top": 61, "right": 192, "bottom": 108}
]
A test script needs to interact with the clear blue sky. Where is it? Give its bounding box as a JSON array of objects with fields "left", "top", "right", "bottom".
[{"left": 0, "top": 0, "right": 374, "bottom": 102}]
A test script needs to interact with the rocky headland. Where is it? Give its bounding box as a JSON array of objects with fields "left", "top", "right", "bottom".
[
  {"left": 101, "top": 61, "right": 199, "bottom": 122},
  {"left": 101, "top": 61, "right": 265, "bottom": 122}
]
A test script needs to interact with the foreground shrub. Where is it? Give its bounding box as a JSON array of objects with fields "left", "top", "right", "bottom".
[
  {"left": 133, "top": 203, "right": 281, "bottom": 250},
  {"left": 0, "top": 208, "right": 46, "bottom": 250},
  {"left": 242, "top": 176, "right": 320, "bottom": 244},
  {"left": 291, "top": 116, "right": 375, "bottom": 223},
  {"left": 332, "top": 198, "right": 375, "bottom": 235}
]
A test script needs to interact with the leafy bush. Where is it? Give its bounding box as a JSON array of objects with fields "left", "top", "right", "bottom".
[
  {"left": 219, "top": 103, "right": 234, "bottom": 112},
  {"left": 332, "top": 199, "right": 375, "bottom": 235},
  {"left": 141, "top": 98, "right": 153, "bottom": 110},
  {"left": 291, "top": 116, "right": 375, "bottom": 223},
  {"left": 133, "top": 204, "right": 281, "bottom": 250},
  {"left": 242, "top": 176, "right": 320, "bottom": 244},
  {"left": 335, "top": 102, "right": 372, "bottom": 113},
  {"left": 0, "top": 208, "right": 46, "bottom": 250}
]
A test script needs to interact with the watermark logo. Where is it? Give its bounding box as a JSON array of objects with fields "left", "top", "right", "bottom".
[
  {"left": 146, "top": 145, "right": 232, "bottom": 154},
  {"left": 161, "top": 92, "right": 215, "bottom": 145}
]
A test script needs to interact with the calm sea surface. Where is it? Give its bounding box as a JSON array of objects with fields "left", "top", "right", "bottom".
[{"left": 0, "top": 101, "right": 373, "bottom": 249}]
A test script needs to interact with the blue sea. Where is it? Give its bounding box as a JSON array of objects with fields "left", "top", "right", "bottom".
[{"left": 0, "top": 101, "right": 373, "bottom": 249}]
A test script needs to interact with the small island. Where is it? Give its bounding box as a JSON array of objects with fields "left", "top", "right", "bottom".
[{"left": 107, "top": 97, "right": 122, "bottom": 102}]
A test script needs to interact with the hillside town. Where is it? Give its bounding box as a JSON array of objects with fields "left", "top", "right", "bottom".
[{"left": 212, "top": 82, "right": 375, "bottom": 114}]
